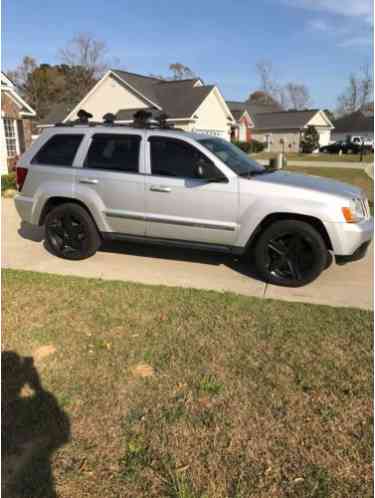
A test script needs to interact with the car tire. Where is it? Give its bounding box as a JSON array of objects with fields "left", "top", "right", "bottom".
[
  {"left": 254, "top": 220, "right": 328, "bottom": 287},
  {"left": 45, "top": 203, "right": 101, "bottom": 260}
]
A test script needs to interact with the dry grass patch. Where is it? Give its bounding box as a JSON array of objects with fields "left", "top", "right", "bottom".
[{"left": 2, "top": 269, "right": 373, "bottom": 498}]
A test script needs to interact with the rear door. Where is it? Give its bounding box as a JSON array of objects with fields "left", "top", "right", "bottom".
[
  {"left": 77, "top": 131, "right": 146, "bottom": 235},
  {"left": 144, "top": 135, "right": 239, "bottom": 246},
  {"left": 24, "top": 131, "right": 84, "bottom": 199}
]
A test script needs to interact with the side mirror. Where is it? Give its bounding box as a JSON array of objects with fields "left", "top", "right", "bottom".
[{"left": 195, "top": 159, "right": 227, "bottom": 183}]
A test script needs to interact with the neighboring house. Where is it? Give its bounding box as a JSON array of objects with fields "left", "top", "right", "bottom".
[
  {"left": 227, "top": 100, "right": 334, "bottom": 152},
  {"left": 1, "top": 72, "right": 36, "bottom": 173},
  {"left": 332, "top": 110, "right": 374, "bottom": 143},
  {"left": 229, "top": 109, "right": 254, "bottom": 142},
  {"left": 40, "top": 70, "right": 235, "bottom": 140}
]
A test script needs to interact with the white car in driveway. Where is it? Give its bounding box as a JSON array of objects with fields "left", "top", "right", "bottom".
[{"left": 14, "top": 116, "right": 373, "bottom": 287}]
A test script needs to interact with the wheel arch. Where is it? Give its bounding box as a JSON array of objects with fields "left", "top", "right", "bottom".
[
  {"left": 246, "top": 212, "right": 333, "bottom": 251},
  {"left": 39, "top": 196, "right": 101, "bottom": 235}
]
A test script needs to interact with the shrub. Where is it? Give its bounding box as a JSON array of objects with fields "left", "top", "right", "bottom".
[
  {"left": 233, "top": 139, "right": 265, "bottom": 154},
  {"left": 1, "top": 172, "right": 16, "bottom": 192},
  {"left": 301, "top": 125, "right": 320, "bottom": 153}
]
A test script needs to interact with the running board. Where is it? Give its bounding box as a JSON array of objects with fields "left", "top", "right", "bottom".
[{"left": 101, "top": 232, "right": 245, "bottom": 255}]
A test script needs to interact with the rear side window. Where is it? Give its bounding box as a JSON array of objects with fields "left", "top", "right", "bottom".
[
  {"left": 85, "top": 134, "right": 141, "bottom": 173},
  {"left": 32, "top": 134, "right": 83, "bottom": 166}
]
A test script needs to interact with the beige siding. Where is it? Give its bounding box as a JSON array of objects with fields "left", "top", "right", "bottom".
[
  {"left": 307, "top": 111, "right": 330, "bottom": 127},
  {"left": 192, "top": 89, "right": 231, "bottom": 140},
  {"left": 253, "top": 130, "right": 301, "bottom": 153},
  {"left": 71, "top": 74, "right": 148, "bottom": 121}
]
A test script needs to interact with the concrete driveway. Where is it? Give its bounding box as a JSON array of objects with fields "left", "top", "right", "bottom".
[{"left": 2, "top": 199, "right": 373, "bottom": 310}]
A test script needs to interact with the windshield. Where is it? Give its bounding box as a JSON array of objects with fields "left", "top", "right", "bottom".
[{"left": 198, "top": 137, "right": 265, "bottom": 176}]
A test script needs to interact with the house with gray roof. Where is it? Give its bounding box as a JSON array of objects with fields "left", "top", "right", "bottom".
[
  {"left": 40, "top": 69, "right": 235, "bottom": 140},
  {"left": 332, "top": 110, "right": 374, "bottom": 143},
  {"left": 227, "top": 100, "right": 334, "bottom": 152}
]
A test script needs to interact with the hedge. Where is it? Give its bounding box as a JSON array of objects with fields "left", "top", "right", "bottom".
[
  {"left": 233, "top": 140, "right": 266, "bottom": 153},
  {"left": 1, "top": 172, "right": 16, "bottom": 192}
]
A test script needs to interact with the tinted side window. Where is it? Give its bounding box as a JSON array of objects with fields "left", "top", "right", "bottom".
[
  {"left": 85, "top": 134, "right": 141, "bottom": 173},
  {"left": 32, "top": 134, "right": 84, "bottom": 166},
  {"left": 150, "top": 137, "right": 214, "bottom": 179}
]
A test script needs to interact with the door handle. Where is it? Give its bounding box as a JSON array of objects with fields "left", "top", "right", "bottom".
[
  {"left": 150, "top": 185, "right": 171, "bottom": 193},
  {"left": 79, "top": 178, "right": 99, "bottom": 185}
]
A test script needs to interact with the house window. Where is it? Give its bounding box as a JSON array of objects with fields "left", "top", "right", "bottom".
[{"left": 4, "top": 119, "right": 18, "bottom": 158}]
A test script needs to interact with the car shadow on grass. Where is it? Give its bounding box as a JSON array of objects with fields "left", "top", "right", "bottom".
[{"left": 2, "top": 351, "right": 70, "bottom": 498}]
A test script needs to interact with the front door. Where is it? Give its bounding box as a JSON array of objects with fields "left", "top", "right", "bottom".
[
  {"left": 144, "top": 136, "right": 238, "bottom": 246},
  {"left": 78, "top": 132, "right": 146, "bottom": 235}
]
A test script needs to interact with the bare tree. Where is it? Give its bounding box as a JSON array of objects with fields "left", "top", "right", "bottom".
[
  {"left": 59, "top": 33, "right": 108, "bottom": 101},
  {"left": 6, "top": 56, "right": 39, "bottom": 94},
  {"left": 256, "top": 60, "right": 279, "bottom": 96},
  {"left": 169, "top": 63, "right": 195, "bottom": 80},
  {"left": 59, "top": 33, "right": 108, "bottom": 78},
  {"left": 284, "top": 83, "right": 311, "bottom": 110},
  {"left": 253, "top": 60, "right": 288, "bottom": 108},
  {"left": 337, "top": 64, "right": 373, "bottom": 115}
]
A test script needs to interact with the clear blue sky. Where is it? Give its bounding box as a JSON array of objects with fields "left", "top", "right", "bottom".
[{"left": 2, "top": 0, "right": 373, "bottom": 109}]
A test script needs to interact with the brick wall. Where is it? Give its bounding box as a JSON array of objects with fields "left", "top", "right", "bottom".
[
  {"left": 2, "top": 92, "right": 35, "bottom": 171},
  {"left": 2, "top": 92, "right": 20, "bottom": 118}
]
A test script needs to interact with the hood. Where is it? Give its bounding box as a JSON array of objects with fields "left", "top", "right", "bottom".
[{"left": 251, "top": 170, "right": 363, "bottom": 199}]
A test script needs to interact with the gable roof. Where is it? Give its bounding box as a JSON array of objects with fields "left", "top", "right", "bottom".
[
  {"left": 226, "top": 100, "right": 326, "bottom": 130},
  {"left": 1, "top": 71, "right": 16, "bottom": 88},
  {"left": 227, "top": 100, "right": 281, "bottom": 117},
  {"left": 155, "top": 83, "right": 214, "bottom": 118},
  {"left": 333, "top": 110, "right": 374, "bottom": 134},
  {"left": 1, "top": 74, "right": 36, "bottom": 117},
  {"left": 253, "top": 109, "right": 320, "bottom": 130}
]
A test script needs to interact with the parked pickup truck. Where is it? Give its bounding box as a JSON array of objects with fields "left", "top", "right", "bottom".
[{"left": 14, "top": 120, "right": 373, "bottom": 287}]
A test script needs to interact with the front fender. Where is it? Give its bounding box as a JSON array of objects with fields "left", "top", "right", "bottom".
[{"left": 235, "top": 195, "right": 337, "bottom": 248}]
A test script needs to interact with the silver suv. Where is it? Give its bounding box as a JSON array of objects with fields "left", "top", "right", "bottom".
[{"left": 14, "top": 123, "right": 373, "bottom": 287}]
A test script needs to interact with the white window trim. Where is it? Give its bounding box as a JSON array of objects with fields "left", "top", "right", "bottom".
[{"left": 4, "top": 118, "right": 20, "bottom": 158}]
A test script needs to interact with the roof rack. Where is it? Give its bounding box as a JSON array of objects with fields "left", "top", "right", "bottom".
[{"left": 54, "top": 109, "right": 180, "bottom": 131}]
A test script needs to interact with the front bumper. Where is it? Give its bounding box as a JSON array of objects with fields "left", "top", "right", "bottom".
[
  {"left": 335, "top": 240, "right": 371, "bottom": 265},
  {"left": 325, "top": 217, "right": 373, "bottom": 256}
]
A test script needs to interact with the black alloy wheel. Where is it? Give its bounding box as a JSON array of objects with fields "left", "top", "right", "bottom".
[
  {"left": 45, "top": 203, "right": 101, "bottom": 260},
  {"left": 255, "top": 220, "right": 328, "bottom": 287}
]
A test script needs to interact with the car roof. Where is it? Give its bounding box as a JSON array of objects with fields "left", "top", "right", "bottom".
[{"left": 44, "top": 125, "right": 210, "bottom": 142}]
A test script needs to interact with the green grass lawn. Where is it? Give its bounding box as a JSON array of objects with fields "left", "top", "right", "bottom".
[
  {"left": 251, "top": 152, "right": 374, "bottom": 163},
  {"left": 253, "top": 152, "right": 374, "bottom": 163},
  {"left": 2, "top": 269, "right": 373, "bottom": 498}
]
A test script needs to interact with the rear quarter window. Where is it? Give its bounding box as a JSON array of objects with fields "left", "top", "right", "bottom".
[{"left": 32, "top": 134, "right": 84, "bottom": 166}]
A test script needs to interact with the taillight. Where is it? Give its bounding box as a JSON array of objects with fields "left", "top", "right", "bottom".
[{"left": 16, "top": 166, "right": 28, "bottom": 192}]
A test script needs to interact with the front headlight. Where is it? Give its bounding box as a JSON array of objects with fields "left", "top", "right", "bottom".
[{"left": 342, "top": 198, "right": 366, "bottom": 223}]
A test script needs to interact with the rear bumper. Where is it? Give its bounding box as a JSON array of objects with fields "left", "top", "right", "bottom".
[
  {"left": 14, "top": 194, "right": 35, "bottom": 224},
  {"left": 325, "top": 217, "right": 373, "bottom": 256}
]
